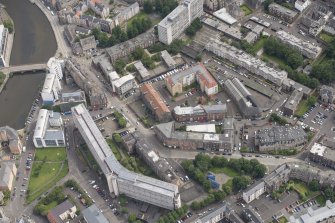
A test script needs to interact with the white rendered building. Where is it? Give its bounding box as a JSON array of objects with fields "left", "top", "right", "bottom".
[
  {"left": 0, "top": 25, "right": 8, "bottom": 67},
  {"left": 47, "top": 57, "right": 64, "bottom": 80},
  {"left": 41, "top": 73, "right": 62, "bottom": 106},
  {"left": 33, "top": 109, "right": 65, "bottom": 148},
  {"left": 158, "top": 0, "right": 203, "bottom": 44}
]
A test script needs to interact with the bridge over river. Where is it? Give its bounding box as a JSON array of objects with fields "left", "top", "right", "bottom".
[{"left": 0, "top": 63, "right": 47, "bottom": 74}]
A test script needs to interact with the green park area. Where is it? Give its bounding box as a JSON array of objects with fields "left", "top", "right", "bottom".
[
  {"left": 27, "top": 148, "right": 68, "bottom": 203},
  {"left": 209, "top": 167, "right": 239, "bottom": 177},
  {"left": 319, "top": 32, "right": 335, "bottom": 43},
  {"left": 240, "top": 4, "right": 253, "bottom": 16}
]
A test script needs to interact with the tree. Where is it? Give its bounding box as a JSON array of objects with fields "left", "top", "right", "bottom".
[
  {"left": 118, "top": 118, "right": 127, "bottom": 128},
  {"left": 143, "top": 0, "right": 154, "bottom": 13},
  {"left": 128, "top": 214, "right": 137, "bottom": 223},
  {"left": 222, "top": 184, "right": 232, "bottom": 195},
  {"left": 113, "top": 133, "right": 122, "bottom": 143},
  {"left": 307, "top": 96, "right": 317, "bottom": 107},
  {"left": 263, "top": 0, "right": 274, "bottom": 12},
  {"left": 309, "top": 179, "right": 320, "bottom": 191},
  {"left": 203, "top": 180, "right": 211, "bottom": 192},
  {"left": 324, "top": 187, "right": 335, "bottom": 201},
  {"left": 213, "top": 190, "right": 226, "bottom": 201},
  {"left": 114, "top": 59, "right": 126, "bottom": 74},
  {"left": 152, "top": 53, "right": 161, "bottom": 62},
  {"left": 232, "top": 176, "right": 250, "bottom": 192},
  {"left": 132, "top": 47, "right": 145, "bottom": 60},
  {"left": 3, "top": 20, "right": 13, "bottom": 34},
  {"left": 263, "top": 37, "right": 303, "bottom": 69},
  {"left": 195, "top": 53, "right": 202, "bottom": 62},
  {"left": 253, "top": 164, "right": 267, "bottom": 179},
  {"left": 287, "top": 53, "right": 304, "bottom": 69},
  {"left": 185, "top": 18, "right": 202, "bottom": 37},
  {"left": 191, "top": 201, "right": 201, "bottom": 210}
]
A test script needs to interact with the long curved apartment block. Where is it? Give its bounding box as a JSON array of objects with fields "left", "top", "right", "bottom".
[{"left": 71, "top": 104, "right": 181, "bottom": 210}]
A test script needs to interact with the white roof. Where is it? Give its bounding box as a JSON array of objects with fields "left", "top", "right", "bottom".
[
  {"left": 213, "top": 7, "right": 237, "bottom": 25},
  {"left": 108, "top": 71, "right": 120, "bottom": 81},
  {"left": 186, "top": 124, "right": 216, "bottom": 133},
  {"left": 33, "top": 109, "right": 49, "bottom": 139},
  {"left": 0, "top": 25, "right": 6, "bottom": 56},
  {"left": 203, "top": 134, "right": 220, "bottom": 141},
  {"left": 134, "top": 61, "right": 150, "bottom": 79},
  {"left": 310, "top": 143, "right": 327, "bottom": 156},
  {"left": 148, "top": 150, "right": 159, "bottom": 163},
  {"left": 113, "top": 74, "right": 135, "bottom": 88},
  {"left": 41, "top": 73, "right": 56, "bottom": 94}
]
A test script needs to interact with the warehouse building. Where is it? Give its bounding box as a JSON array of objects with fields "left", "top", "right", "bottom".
[
  {"left": 72, "top": 104, "right": 181, "bottom": 210},
  {"left": 224, "top": 78, "right": 261, "bottom": 119},
  {"left": 206, "top": 39, "right": 287, "bottom": 86},
  {"left": 33, "top": 109, "right": 65, "bottom": 148}
]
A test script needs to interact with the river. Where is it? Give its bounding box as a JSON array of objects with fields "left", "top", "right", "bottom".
[{"left": 0, "top": 0, "right": 57, "bottom": 129}]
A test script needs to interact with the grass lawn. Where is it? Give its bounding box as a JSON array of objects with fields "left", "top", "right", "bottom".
[
  {"left": 127, "top": 11, "right": 160, "bottom": 26},
  {"left": 295, "top": 99, "right": 309, "bottom": 117},
  {"left": 210, "top": 167, "right": 239, "bottom": 177},
  {"left": 107, "top": 139, "right": 123, "bottom": 161},
  {"left": 253, "top": 37, "right": 267, "bottom": 53},
  {"left": 315, "top": 194, "right": 326, "bottom": 206},
  {"left": 223, "top": 178, "right": 233, "bottom": 188},
  {"left": 27, "top": 162, "right": 68, "bottom": 203},
  {"left": 262, "top": 53, "right": 287, "bottom": 68},
  {"left": 34, "top": 147, "right": 66, "bottom": 162},
  {"left": 275, "top": 216, "right": 288, "bottom": 223},
  {"left": 287, "top": 180, "right": 318, "bottom": 201},
  {"left": 240, "top": 4, "right": 253, "bottom": 16},
  {"left": 319, "top": 32, "right": 335, "bottom": 43}
]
